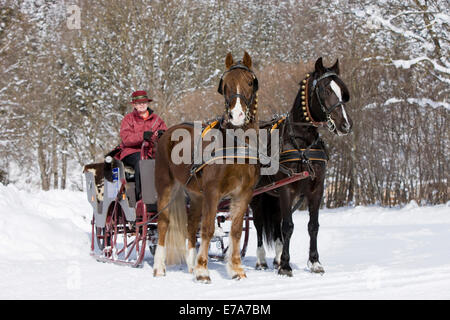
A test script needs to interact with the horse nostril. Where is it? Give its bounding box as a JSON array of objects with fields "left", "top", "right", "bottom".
[{"left": 231, "top": 111, "right": 244, "bottom": 119}]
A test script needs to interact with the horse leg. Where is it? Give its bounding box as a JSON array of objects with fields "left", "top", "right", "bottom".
[
  {"left": 272, "top": 235, "right": 283, "bottom": 270},
  {"left": 227, "top": 191, "right": 253, "bottom": 280},
  {"left": 255, "top": 231, "right": 268, "bottom": 270},
  {"left": 194, "top": 189, "right": 219, "bottom": 283},
  {"left": 186, "top": 193, "right": 203, "bottom": 274},
  {"left": 153, "top": 185, "right": 172, "bottom": 277},
  {"left": 307, "top": 189, "right": 325, "bottom": 274},
  {"left": 272, "top": 200, "right": 283, "bottom": 269},
  {"left": 278, "top": 189, "right": 294, "bottom": 276}
]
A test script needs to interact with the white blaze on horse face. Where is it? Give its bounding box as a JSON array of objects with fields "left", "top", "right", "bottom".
[
  {"left": 230, "top": 85, "right": 245, "bottom": 126},
  {"left": 330, "top": 80, "right": 342, "bottom": 101},
  {"left": 330, "top": 80, "right": 350, "bottom": 128},
  {"left": 341, "top": 104, "right": 350, "bottom": 127}
]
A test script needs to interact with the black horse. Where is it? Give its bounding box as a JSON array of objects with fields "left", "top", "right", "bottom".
[{"left": 251, "top": 57, "right": 353, "bottom": 276}]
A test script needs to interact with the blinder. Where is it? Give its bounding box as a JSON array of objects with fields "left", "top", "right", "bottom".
[
  {"left": 217, "top": 62, "right": 258, "bottom": 96},
  {"left": 311, "top": 71, "right": 348, "bottom": 116}
]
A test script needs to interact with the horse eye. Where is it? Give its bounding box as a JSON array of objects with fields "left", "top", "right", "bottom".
[{"left": 248, "top": 81, "right": 253, "bottom": 86}]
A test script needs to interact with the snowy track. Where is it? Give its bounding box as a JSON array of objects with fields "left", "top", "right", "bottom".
[{"left": 1, "top": 184, "right": 449, "bottom": 299}]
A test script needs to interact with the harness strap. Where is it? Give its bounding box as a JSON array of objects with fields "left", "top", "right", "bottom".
[
  {"left": 270, "top": 116, "right": 286, "bottom": 133},
  {"left": 201, "top": 120, "right": 219, "bottom": 138},
  {"left": 291, "top": 195, "right": 305, "bottom": 214},
  {"left": 191, "top": 146, "right": 258, "bottom": 175},
  {"left": 280, "top": 148, "right": 328, "bottom": 163}
]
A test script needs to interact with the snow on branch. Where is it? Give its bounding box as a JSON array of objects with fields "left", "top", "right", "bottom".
[
  {"left": 356, "top": 5, "right": 450, "bottom": 79},
  {"left": 366, "top": 8, "right": 433, "bottom": 48},
  {"left": 384, "top": 97, "right": 450, "bottom": 110},
  {"left": 393, "top": 56, "right": 450, "bottom": 75}
]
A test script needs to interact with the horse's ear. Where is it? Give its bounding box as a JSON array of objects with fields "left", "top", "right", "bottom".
[
  {"left": 242, "top": 51, "right": 252, "bottom": 69},
  {"left": 331, "top": 59, "right": 340, "bottom": 74},
  {"left": 315, "top": 57, "right": 325, "bottom": 73},
  {"left": 225, "top": 53, "right": 234, "bottom": 69}
]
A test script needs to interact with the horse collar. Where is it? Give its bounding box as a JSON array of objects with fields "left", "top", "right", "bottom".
[{"left": 299, "top": 74, "right": 326, "bottom": 127}]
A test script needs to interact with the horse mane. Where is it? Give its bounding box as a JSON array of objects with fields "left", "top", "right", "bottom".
[
  {"left": 296, "top": 60, "right": 315, "bottom": 83},
  {"left": 291, "top": 60, "right": 315, "bottom": 115}
]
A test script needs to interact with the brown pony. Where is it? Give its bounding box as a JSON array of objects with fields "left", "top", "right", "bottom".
[{"left": 153, "top": 52, "right": 259, "bottom": 283}]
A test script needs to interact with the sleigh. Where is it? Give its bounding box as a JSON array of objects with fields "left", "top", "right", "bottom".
[
  {"left": 84, "top": 141, "right": 158, "bottom": 267},
  {"left": 84, "top": 138, "right": 310, "bottom": 268}
]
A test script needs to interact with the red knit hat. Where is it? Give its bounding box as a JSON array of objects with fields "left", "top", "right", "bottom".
[{"left": 130, "top": 90, "right": 152, "bottom": 104}]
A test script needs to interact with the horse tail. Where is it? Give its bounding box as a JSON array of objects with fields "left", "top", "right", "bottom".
[
  {"left": 253, "top": 193, "right": 280, "bottom": 248},
  {"left": 165, "top": 182, "right": 188, "bottom": 265},
  {"left": 264, "top": 194, "right": 281, "bottom": 247}
]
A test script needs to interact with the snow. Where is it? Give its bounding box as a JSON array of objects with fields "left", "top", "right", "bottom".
[
  {"left": 0, "top": 183, "right": 449, "bottom": 300},
  {"left": 393, "top": 56, "right": 450, "bottom": 75},
  {"left": 384, "top": 97, "right": 450, "bottom": 110}
]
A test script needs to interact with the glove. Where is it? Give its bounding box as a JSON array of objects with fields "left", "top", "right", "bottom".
[
  {"left": 105, "top": 145, "right": 121, "bottom": 159},
  {"left": 143, "top": 131, "right": 153, "bottom": 142},
  {"left": 157, "top": 130, "right": 166, "bottom": 138}
]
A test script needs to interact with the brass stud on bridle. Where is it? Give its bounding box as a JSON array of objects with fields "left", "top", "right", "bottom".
[
  {"left": 300, "top": 73, "right": 313, "bottom": 124},
  {"left": 253, "top": 93, "right": 258, "bottom": 114}
]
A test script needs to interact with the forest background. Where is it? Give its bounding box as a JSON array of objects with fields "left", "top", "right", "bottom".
[{"left": 0, "top": 0, "right": 448, "bottom": 207}]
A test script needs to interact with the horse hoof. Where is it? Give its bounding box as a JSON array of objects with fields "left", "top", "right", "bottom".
[
  {"left": 232, "top": 273, "right": 247, "bottom": 281},
  {"left": 308, "top": 261, "right": 325, "bottom": 274},
  {"left": 195, "top": 275, "right": 211, "bottom": 284},
  {"left": 255, "top": 263, "right": 268, "bottom": 270},
  {"left": 273, "top": 260, "right": 280, "bottom": 270},
  {"left": 153, "top": 269, "right": 166, "bottom": 277},
  {"left": 278, "top": 268, "right": 293, "bottom": 277}
]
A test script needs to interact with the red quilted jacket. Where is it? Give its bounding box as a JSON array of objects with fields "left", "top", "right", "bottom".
[{"left": 118, "top": 108, "right": 167, "bottom": 160}]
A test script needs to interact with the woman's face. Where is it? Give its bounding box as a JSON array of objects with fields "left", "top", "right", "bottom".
[{"left": 134, "top": 102, "right": 148, "bottom": 113}]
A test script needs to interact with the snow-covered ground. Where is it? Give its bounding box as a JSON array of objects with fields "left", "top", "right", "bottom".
[{"left": 0, "top": 183, "right": 449, "bottom": 300}]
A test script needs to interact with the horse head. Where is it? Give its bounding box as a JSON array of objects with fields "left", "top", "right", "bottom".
[
  {"left": 218, "top": 51, "right": 259, "bottom": 128},
  {"left": 302, "top": 57, "right": 353, "bottom": 135}
]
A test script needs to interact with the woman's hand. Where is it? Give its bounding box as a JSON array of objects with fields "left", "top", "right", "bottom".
[{"left": 143, "top": 131, "right": 153, "bottom": 142}]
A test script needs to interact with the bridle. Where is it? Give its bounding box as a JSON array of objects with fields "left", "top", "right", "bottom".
[
  {"left": 312, "top": 71, "right": 348, "bottom": 132},
  {"left": 300, "top": 71, "right": 348, "bottom": 133},
  {"left": 217, "top": 62, "right": 259, "bottom": 125},
  {"left": 271, "top": 69, "right": 348, "bottom": 179}
]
